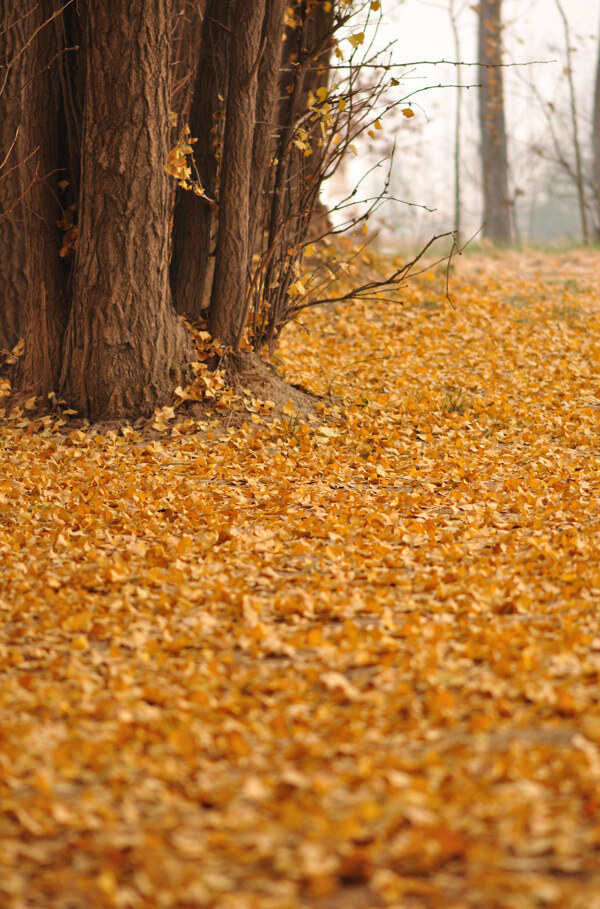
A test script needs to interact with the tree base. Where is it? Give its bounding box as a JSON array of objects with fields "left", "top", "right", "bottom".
[
  {"left": 224, "top": 351, "right": 319, "bottom": 419},
  {"left": 0, "top": 350, "right": 321, "bottom": 440}
]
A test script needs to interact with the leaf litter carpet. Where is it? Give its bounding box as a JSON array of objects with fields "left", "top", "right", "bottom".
[{"left": 2, "top": 250, "right": 600, "bottom": 908}]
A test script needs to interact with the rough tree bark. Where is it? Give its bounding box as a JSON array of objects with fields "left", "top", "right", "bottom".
[
  {"left": 18, "top": 0, "right": 70, "bottom": 397},
  {"left": 0, "top": 1, "right": 29, "bottom": 353},
  {"left": 171, "top": 0, "right": 205, "bottom": 122},
  {"left": 170, "top": 0, "right": 234, "bottom": 322},
  {"left": 276, "top": 0, "right": 334, "bottom": 241},
  {"left": 54, "top": 1, "right": 86, "bottom": 206},
  {"left": 296, "top": 0, "right": 335, "bottom": 236},
  {"left": 207, "top": 0, "right": 266, "bottom": 347},
  {"left": 248, "top": 0, "right": 287, "bottom": 252},
  {"left": 60, "top": 0, "right": 193, "bottom": 419},
  {"left": 478, "top": 0, "right": 511, "bottom": 244}
]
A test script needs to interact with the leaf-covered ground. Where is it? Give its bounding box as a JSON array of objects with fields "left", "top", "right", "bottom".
[{"left": 2, "top": 249, "right": 600, "bottom": 908}]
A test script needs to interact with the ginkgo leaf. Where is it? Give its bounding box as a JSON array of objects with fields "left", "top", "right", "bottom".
[
  {"left": 164, "top": 162, "right": 184, "bottom": 178},
  {"left": 348, "top": 32, "right": 365, "bottom": 48},
  {"left": 288, "top": 280, "right": 307, "bottom": 296},
  {"left": 167, "top": 149, "right": 188, "bottom": 166}
]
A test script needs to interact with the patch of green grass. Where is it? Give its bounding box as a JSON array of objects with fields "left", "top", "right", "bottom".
[
  {"left": 547, "top": 278, "right": 589, "bottom": 294},
  {"left": 277, "top": 406, "right": 304, "bottom": 441},
  {"left": 518, "top": 240, "right": 590, "bottom": 254},
  {"left": 551, "top": 304, "right": 581, "bottom": 322},
  {"left": 505, "top": 292, "right": 535, "bottom": 309},
  {"left": 440, "top": 387, "right": 468, "bottom": 414}
]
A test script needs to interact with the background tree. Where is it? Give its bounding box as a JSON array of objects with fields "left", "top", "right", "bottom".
[
  {"left": 554, "top": 0, "right": 588, "bottom": 245},
  {"left": 449, "top": 0, "right": 465, "bottom": 244},
  {"left": 478, "top": 0, "right": 511, "bottom": 243},
  {"left": 591, "top": 8, "right": 600, "bottom": 240}
]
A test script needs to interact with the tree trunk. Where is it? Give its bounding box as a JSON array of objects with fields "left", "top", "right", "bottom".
[
  {"left": 275, "top": 0, "right": 334, "bottom": 242},
  {"left": 248, "top": 0, "right": 287, "bottom": 249},
  {"left": 449, "top": 0, "right": 463, "bottom": 243},
  {"left": 170, "top": 0, "right": 234, "bottom": 322},
  {"left": 171, "top": 0, "right": 205, "bottom": 123},
  {"left": 554, "top": 0, "right": 588, "bottom": 244},
  {"left": 0, "top": 1, "right": 29, "bottom": 353},
  {"left": 168, "top": 0, "right": 204, "bottom": 230},
  {"left": 60, "top": 0, "right": 193, "bottom": 420},
  {"left": 208, "top": 0, "right": 266, "bottom": 348},
  {"left": 593, "top": 24, "right": 600, "bottom": 239},
  {"left": 18, "top": 0, "right": 70, "bottom": 397},
  {"left": 53, "top": 1, "right": 86, "bottom": 206},
  {"left": 478, "top": 0, "right": 511, "bottom": 244}
]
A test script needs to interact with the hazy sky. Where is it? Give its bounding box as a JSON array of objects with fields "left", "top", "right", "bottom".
[
  {"left": 393, "top": 0, "right": 597, "bottom": 65},
  {"left": 356, "top": 0, "right": 600, "bottom": 240}
]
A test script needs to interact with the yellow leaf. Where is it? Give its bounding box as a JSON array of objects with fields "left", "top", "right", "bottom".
[
  {"left": 289, "top": 280, "right": 306, "bottom": 296},
  {"left": 164, "top": 162, "right": 184, "bottom": 178},
  {"left": 582, "top": 716, "right": 600, "bottom": 743},
  {"left": 168, "top": 149, "right": 188, "bottom": 166},
  {"left": 348, "top": 32, "right": 365, "bottom": 48},
  {"left": 62, "top": 613, "right": 92, "bottom": 633}
]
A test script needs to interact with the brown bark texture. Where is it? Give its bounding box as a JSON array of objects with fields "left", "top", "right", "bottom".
[
  {"left": 170, "top": 0, "right": 234, "bottom": 321},
  {"left": 18, "top": 0, "right": 70, "bottom": 397},
  {"left": 478, "top": 0, "right": 511, "bottom": 244},
  {"left": 171, "top": 0, "right": 205, "bottom": 123},
  {"left": 302, "top": 0, "right": 335, "bottom": 239},
  {"left": 53, "top": 1, "right": 86, "bottom": 206},
  {"left": 275, "top": 0, "right": 334, "bottom": 224},
  {"left": 248, "top": 0, "right": 287, "bottom": 249},
  {"left": 254, "top": 0, "right": 333, "bottom": 351},
  {"left": 0, "top": 1, "right": 29, "bottom": 353},
  {"left": 60, "top": 0, "right": 193, "bottom": 419},
  {"left": 208, "top": 0, "right": 266, "bottom": 347}
]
